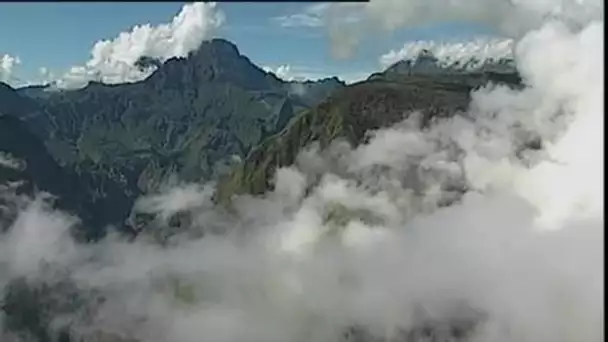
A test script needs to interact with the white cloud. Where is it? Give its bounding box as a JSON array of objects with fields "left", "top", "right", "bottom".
[
  {"left": 379, "top": 37, "right": 515, "bottom": 69},
  {"left": 325, "top": 0, "right": 604, "bottom": 59},
  {"left": 37, "top": 66, "right": 57, "bottom": 85},
  {"left": 262, "top": 64, "right": 296, "bottom": 80},
  {"left": 0, "top": 153, "right": 23, "bottom": 170},
  {"left": 263, "top": 64, "right": 339, "bottom": 82},
  {"left": 52, "top": 2, "right": 225, "bottom": 90},
  {"left": 273, "top": 3, "right": 361, "bottom": 29},
  {"left": 3, "top": 197, "right": 79, "bottom": 278},
  {"left": 337, "top": 71, "right": 371, "bottom": 84},
  {"left": 0, "top": 54, "right": 21, "bottom": 84},
  {"left": 273, "top": 3, "right": 328, "bottom": 28}
]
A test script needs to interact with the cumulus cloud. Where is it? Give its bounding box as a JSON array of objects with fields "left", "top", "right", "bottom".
[
  {"left": 379, "top": 37, "right": 515, "bottom": 69},
  {"left": 0, "top": 1, "right": 604, "bottom": 342},
  {"left": 0, "top": 54, "right": 21, "bottom": 84},
  {"left": 51, "top": 2, "right": 224, "bottom": 90}
]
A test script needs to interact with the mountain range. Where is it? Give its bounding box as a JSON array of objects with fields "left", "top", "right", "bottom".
[
  {"left": 0, "top": 37, "right": 525, "bottom": 342},
  {"left": 0, "top": 38, "right": 346, "bottom": 237},
  {"left": 0, "top": 38, "right": 521, "bottom": 238}
]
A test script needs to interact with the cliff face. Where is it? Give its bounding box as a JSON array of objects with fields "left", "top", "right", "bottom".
[
  {"left": 0, "top": 113, "right": 127, "bottom": 240},
  {"left": 2, "top": 39, "right": 344, "bottom": 234},
  {"left": 216, "top": 69, "right": 522, "bottom": 204},
  {"left": 0, "top": 40, "right": 531, "bottom": 342},
  {"left": 14, "top": 39, "right": 344, "bottom": 197}
]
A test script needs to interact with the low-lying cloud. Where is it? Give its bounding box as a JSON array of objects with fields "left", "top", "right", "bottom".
[{"left": 379, "top": 37, "right": 515, "bottom": 70}]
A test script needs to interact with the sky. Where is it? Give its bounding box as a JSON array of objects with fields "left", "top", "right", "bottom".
[{"left": 0, "top": 2, "right": 502, "bottom": 88}]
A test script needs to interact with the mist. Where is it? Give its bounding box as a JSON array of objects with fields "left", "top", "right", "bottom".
[
  {"left": 379, "top": 38, "right": 515, "bottom": 70},
  {"left": 325, "top": 0, "right": 603, "bottom": 59},
  {"left": 0, "top": 1, "right": 603, "bottom": 342}
]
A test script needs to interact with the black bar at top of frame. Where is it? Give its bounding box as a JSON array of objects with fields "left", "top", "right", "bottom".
[
  {"left": 16, "top": 0, "right": 370, "bottom": 2},
  {"left": 207, "top": 0, "right": 371, "bottom": 2},
  {"left": 128, "top": 0, "right": 370, "bottom": 2},
  {"left": 211, "top": 0, "right": 370, "bottom": 2}
]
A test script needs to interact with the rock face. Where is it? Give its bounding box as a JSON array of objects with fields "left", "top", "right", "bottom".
[
  {"left": 0, "top": 44, "right": 528, "bottom": 342},
  {"left": 13, "top": 39, "right": 344, "bottom": 195},
  {"left": 216, "top": 67, "right": 522, "bottom": 204},
  {"left": 1, "top": 38, "right": 344, "bottom": 233},
  {"left": 0, "top": 112, "right": 133, "bottom": 240}
]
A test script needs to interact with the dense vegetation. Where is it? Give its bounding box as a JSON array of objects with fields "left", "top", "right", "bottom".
[{"left": 216, "top": 69, "right": 521, "bottom": 204}]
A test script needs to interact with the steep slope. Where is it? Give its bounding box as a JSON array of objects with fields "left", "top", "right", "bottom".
[
  {"left": 0, "top": 85, "right": 133, "bottom": 239},
  {"left": 15, "top": 39, "right": 345, "bottom": 196},
  {"left": 216, "top": 68, "right": 522, "bottom": 204},
  {"left": 15, "top": 84, "right": 53, "bottom": 100},
  {"left": 0, "top": 82, "right": 40, "bottom": 115},
  {"left": 0, "top": 113, "right": 132, "bottom": 240},
  {"left": 369, "top": 54, "right": 522, "bottom": 86}
]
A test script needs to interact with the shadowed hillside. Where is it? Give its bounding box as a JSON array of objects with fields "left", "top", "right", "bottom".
[
  {"left": 12, "top": 39, "right": 344, "bottom": 196},
  {"left": 216, "top": 67, "right": 522, "bottom": 204}
]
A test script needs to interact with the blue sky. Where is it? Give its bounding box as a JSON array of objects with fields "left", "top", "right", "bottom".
[{"left": 0, "top": 2, "right": 495, "bottom": 87}]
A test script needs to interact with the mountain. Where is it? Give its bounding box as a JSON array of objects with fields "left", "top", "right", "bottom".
[
  {"left": 0, "top": 112, "right": 132, "bottom": 241},
  {"left": 13, "top": 38, "right": 344, "bottom": 196},
  {"left": 0, "top": 83, "right": 141, "bottom": 239},
  {"left": 0, "top": 38, "right": 344, "bottom": 235},
  {"left": 16, "top": 84, "right": 53, "bottom": 100},
  {"left": 1, "top": 43, "right": 532, "bottom": 342},
  {"left": 371, "top": 51, "right": 521, "bottom": 85},
  {"left": 216, "top": 62, "right": 523, "bottom": 204},
  {"left": 0, "top": 113, "right": 81, "bottom": 225},
  {"left": 379, "top": 49, "right": 517, "bottom": 76},
  {"left": 1, "top": 40, "right": 524, "bottom": 233},
  {"left": 0, "top": 82, "right": 40, "bottom": 116},
  {"left": 1, "top": 60, "right": 524, "bottom": 342},
  {"left": 1, "top": 38, "right": 347, "bottom": 338}
]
